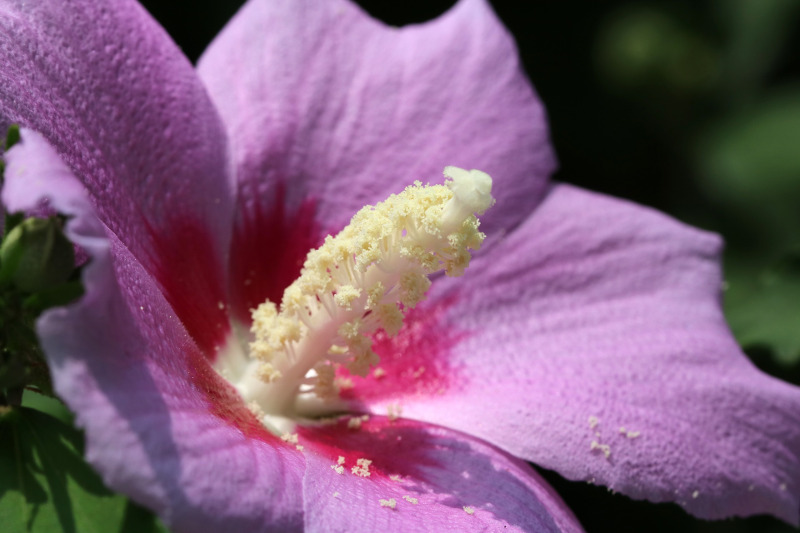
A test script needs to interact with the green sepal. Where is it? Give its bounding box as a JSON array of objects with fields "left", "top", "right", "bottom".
[{"left": 0, "top": 217, "right": 75, "bottom": 293}]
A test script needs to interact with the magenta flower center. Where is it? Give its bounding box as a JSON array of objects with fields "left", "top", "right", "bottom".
[{"left": 214, "top": 167, "right": 494, "bottom": 434}]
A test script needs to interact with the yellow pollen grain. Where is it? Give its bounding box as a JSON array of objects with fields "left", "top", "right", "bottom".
[
  {"left": 463, "top": 506, "right": 475, "bottom": 515},
  {"left": 333, "top": 285, "right": 361, "bottom": 310},
  {"left": 590, "top": 440, "right": 611, "bottom": 459},
  {"left": 387, "top": 403, "right": 403, "bottom": 421},
  {"left": 379, "top": 498, "right": 397, "bottom": 509},
  {"left": 373, "top": 368, "right": 387, "bottom": 379},
  {"left": 588, "top": 416, "right": 599, "bottom": 429},
  {"left": 390, "top": 474, "right": 403, "bottom": 482},
  {"left": 352, "top": 458, "right": 372, "bottom": 477},
  {"left": 347, "top": 414, "right": 369, "bottom": 429},
  {"left": 402, "top": 495, "right": 419, "bottom": 505},
  {"left": 365, "top": 282, "right": 386, "bottom": 310},
  {"left": 619, "top": 426, "right": 641, "bottom": 439},
  {"left": 281, "top": 433, "right": 299, "bottom": 445},
  {"left": 247, "top": 401, "right": 266, "bottom": 420},
  {"left": 328, "top": 344, "right": 349, "bottom": 355},
  {"left": 331, "top": 465, "right": 344, "bottom": 475},
  {"left": 334, "top": 376, "right": 354, "bottom": 390},
  {"left": 257, "top": 363, "right": 282, "bottom": 383}
]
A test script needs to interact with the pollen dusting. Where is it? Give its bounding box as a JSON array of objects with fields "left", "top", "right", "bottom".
[
  {"left": 281, "top": 433, "right": 299, "bottom": 445},
  {"left": 379, "top": 498, "right": 397, "bottom": 509},
  {"left": 352, "top": 458, "right": 373, "bottom": 477},
  {"left": 248, "top": 401, "right": 266, "bottom": 420},
  {"left": 390, "top": 474, "right": 403, "bottom": 482},
  {"left": 463, "top": 506, "right": 475, "bottom": 515},
  {"left": 334, "top": 376, "right": 354, "bottom": 390},
  {"left": 588, "top": 415, "right": 599, "bottom": 429},
  {"left": 402, "top": 495, "right": 419, "bottom": 505},
  {"left": 387, "top": 403, "right": 403, "bottom": 421},
  {"left": 333, "top": 492, "right": 341, "bottom": 498},
  {"left": 235, "top": 168, "right": 493, "bottom": 427},
  {"left": 618, "top": 426, "right": 641, "bottom": 439},
  {"left": 590, "top": 440, "right": 611, "bottom": 459},
  {"left": 331, "top": 465, "right": 345, "bottom": 475},
  {"left": 691, "top": 490, "right": 699, "bottom": 499},
  {"left": 347, "top": 414, "right": 370, "bottom": 429}
]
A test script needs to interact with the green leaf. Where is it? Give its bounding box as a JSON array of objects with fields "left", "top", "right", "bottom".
[
  {"left": 20, "top": 389, "right": 73, "bottom": 426},
  {"left": 0, "top": 407, "right": 166, "bottom": 533},
  {"left": 724, "top": 251, "right": 800, "bottom": 364}
]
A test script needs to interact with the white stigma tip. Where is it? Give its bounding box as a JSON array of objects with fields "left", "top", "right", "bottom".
[{"left": 443, "top": 166, "right": 495, "bottom": 218}]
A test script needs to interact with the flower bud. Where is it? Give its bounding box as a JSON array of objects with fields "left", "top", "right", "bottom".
[{"left": 0, "top": 217, "right": 75, "bottom": 292}]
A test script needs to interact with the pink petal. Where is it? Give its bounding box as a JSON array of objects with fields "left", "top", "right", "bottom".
[
  {"left": 198, "top": 0, "right": 554, "bottom": 255},
  {"left": 3, "top": 130, "right": 305, "bottom": 532},
  {"left": 0, "top": 0, "right": 234, "bottom": 352},
  {"left": 299, "top": 417, "right": 584, "bottom": 533},
  {"left": 347, "top": 184, "right": 800, "bottom": 524}
]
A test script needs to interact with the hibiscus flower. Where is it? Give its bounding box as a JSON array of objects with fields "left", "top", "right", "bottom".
[{"left": 2, "top": 0, "right": 799, "bottom": 531}]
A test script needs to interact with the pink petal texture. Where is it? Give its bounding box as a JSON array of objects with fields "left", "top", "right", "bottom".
[
  {"left": 299, "top": 417, "right": 584, "bottom": 533},
  {"left": 197, "top": 0, "right": 555, "bottom": 312},
  {"left": 0, "top": 0, "right": 234, "bottom": 353},
  {"left": 347, "top": 184, "right": 800, "bottom": 524},
  {"left": 2, "top": 130, "right": 305, "bottom": 532}
]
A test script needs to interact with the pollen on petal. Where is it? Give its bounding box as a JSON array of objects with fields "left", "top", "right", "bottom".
[
  {"left": 590, "top": 440, "right": 611, "bottom": 459},
  {"left": 352, "top": 458, "right": 373, "bottom": 477},
  {"left": 387, "top": 403, "right": 403, "bottom": 421},
  {"left": 379, "top": 498, "right": 397, "bottom": 509},
  {"left": 281, "top": 433, "right": 299, "bottom": 445},
  {"left": 347, "top": 414, "right": 369, "bottom": 429}
]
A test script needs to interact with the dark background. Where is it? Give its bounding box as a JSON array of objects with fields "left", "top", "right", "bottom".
[{"left": 137, "top": 1, "right": 800, "bottom": 531}]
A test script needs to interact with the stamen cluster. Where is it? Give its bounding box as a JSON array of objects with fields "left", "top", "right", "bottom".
[{"left": 247, "top": 167, "right": 494, "bottom": 417}]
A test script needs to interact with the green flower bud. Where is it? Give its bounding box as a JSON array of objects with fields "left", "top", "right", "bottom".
[{"left": 0, "top": 217, "right": 75, "bottom": 292}]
